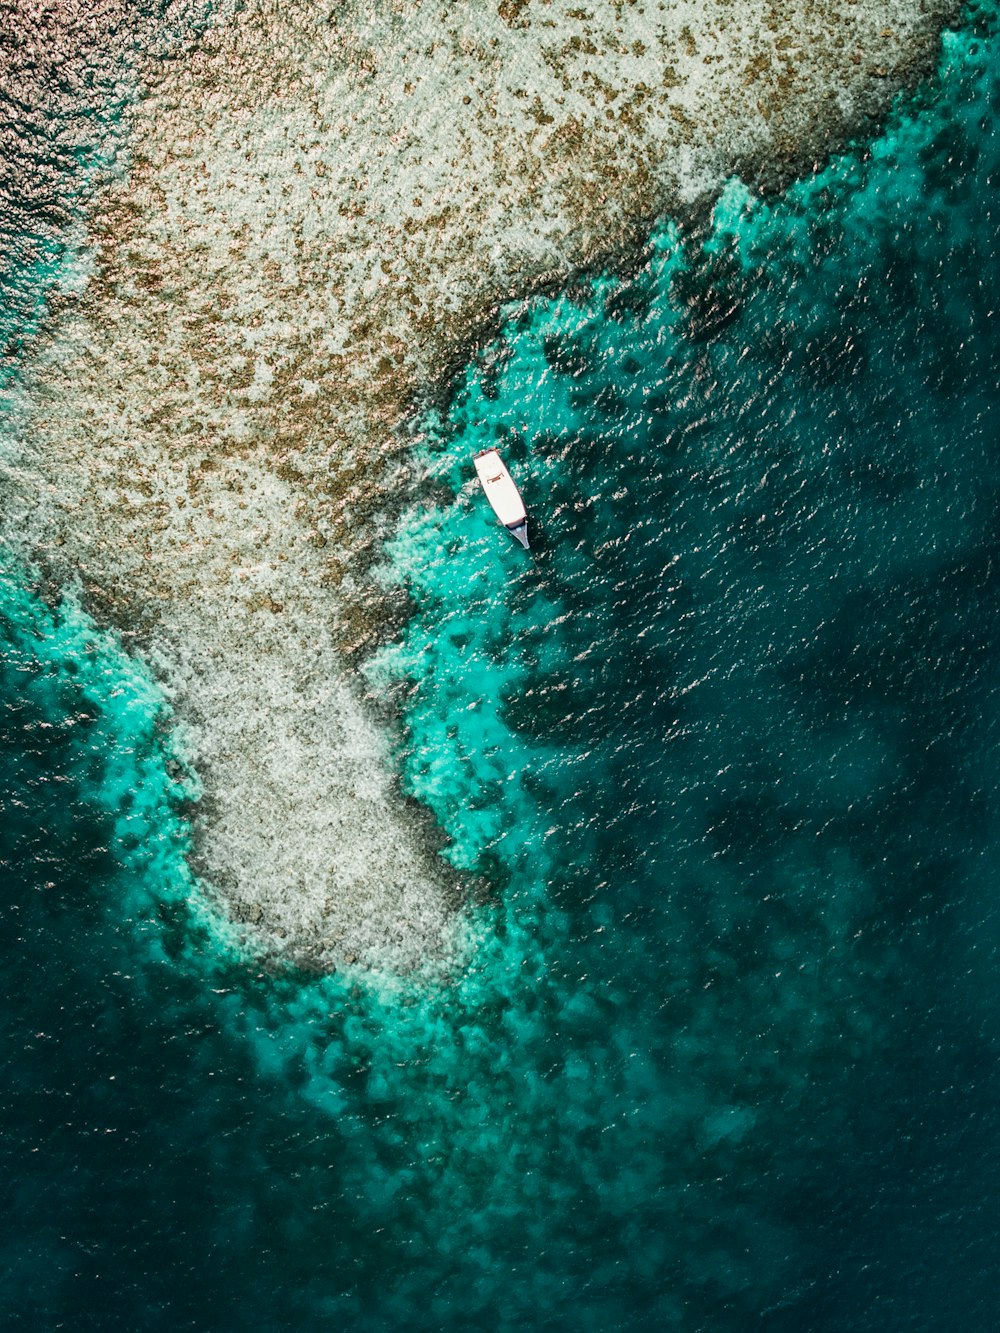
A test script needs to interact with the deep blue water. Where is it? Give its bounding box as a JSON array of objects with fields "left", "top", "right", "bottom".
[{"left": 3, "top": 3, "right": 1000, "bottom": 1329}]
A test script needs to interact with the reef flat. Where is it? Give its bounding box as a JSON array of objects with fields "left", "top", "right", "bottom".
[{"left": 2, "top": 0, "right": 957, "bottom": 967}]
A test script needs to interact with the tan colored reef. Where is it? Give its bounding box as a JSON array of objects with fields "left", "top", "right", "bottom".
[{"left": 3, "top": 0, "right": 956, "bottom": 968}]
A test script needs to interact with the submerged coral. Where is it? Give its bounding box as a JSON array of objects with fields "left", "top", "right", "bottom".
[{"left": 1, "top": 0, "right": 958, "bottom": 965}]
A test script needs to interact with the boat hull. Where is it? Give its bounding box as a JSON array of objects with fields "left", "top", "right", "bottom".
[
  {"left": 474, "top": 448, "right": 529, "bottom": 548},
  {"left": 507, "top": 519, "right": 530, "bottom": 549}
]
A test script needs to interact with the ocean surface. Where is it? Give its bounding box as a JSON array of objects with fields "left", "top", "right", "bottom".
[{"left": 3, "top": 2, "right": 1000, "bottom": 1328}]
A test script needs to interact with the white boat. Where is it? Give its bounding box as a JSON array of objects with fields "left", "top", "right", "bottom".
[{"left": 474, "top": 447, "right": 529, "bottom": 549}]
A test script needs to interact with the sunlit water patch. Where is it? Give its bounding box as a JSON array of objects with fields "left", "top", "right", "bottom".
[{"left": 3, "top": 1, "right": 1000, "bottom": 1329}]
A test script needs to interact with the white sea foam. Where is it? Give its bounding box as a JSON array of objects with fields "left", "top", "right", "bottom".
[{"left": 2, "top": 0, "right": 957, "bottom": 968}]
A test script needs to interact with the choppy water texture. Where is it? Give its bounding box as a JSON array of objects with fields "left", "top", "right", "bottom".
[
  {"left": 4, "top": 2, "right": 1000, "bottom": 1329},
  {"left": 5, "top": 0, "right": 954, "bottom": 962}
]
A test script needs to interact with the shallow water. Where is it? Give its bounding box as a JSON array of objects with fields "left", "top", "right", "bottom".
[{"left": 3, "top": 2, "right": 1000, "bottom": 1328}]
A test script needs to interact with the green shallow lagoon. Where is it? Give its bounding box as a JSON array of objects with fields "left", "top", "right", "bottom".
[{"left": 3, "top": 3, "right": 1000, "bottom": 1328}]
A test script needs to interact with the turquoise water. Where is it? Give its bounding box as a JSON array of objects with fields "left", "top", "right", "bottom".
[{"left": 4, "top": 3, "right": 1000, "bottom": 1328}]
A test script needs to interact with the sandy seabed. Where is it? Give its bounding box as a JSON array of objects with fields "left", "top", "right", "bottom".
[{"left": 1, "top": 0, "right": 956, "bottom": 969}]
